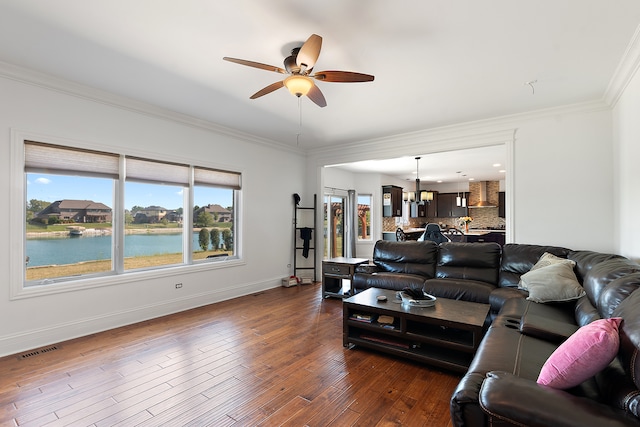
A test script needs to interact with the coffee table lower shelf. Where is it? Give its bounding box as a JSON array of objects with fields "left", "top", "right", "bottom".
[
  {"left": 346, "top": 329, "right": 474, "bottom": 373},
  {"left": 343, "top": 288, "right": 489, "bottom": 374}
]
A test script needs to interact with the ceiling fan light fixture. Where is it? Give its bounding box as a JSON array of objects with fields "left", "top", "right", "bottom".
[{"left": 284, "top": 75, "right": 314, "bottom": 97}]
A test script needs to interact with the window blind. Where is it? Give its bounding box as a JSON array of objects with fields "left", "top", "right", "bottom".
[
  {"left": 126, "top": 157, "right": 190, "bottom": 186},
  {"left": 194, "top": 166, "right": 241, "bottom": 190},
  {"left": 24, "top": 141, "right": 119, "bottom": 178}
]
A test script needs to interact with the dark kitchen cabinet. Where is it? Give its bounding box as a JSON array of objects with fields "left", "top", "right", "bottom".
[
  {"left": 452, "top": 193, "right": 469, "bottom": 217},
  {"left": 498, "top": 192, "right": 506, "bottom": 218},
  {"left": 410, "top": 202, "right": 425, "bottom": 218},
  {"left": 427, "top": 191, "right": 438, "bottom": 217},
  {"left": 382, "top": 185, "right": 403, "bottom": 217},
  {"left": 437, "top": 193, "right": 468, "bottom": 217}
]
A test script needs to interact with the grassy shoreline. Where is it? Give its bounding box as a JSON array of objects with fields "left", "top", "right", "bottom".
[
  {"left": 26, "top": 251, "right": 228, "bottom": 281},
  {"left": 26, "top": 222, "right": 232, "bottom": 239}
]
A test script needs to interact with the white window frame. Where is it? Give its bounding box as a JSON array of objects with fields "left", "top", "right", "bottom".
[{"left": 10, "top": 130, "right": 244, "bottom": 300}]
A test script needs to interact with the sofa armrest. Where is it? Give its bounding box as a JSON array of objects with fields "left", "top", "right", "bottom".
[
  {"left": 489, "top": 287, "right": 527, "bottom": 313},
  {"left": 519, "top": 313, "right": 579, "bottom": 343},
  {"left": 479, "top": 371, "right": 638, "bottom": 427}
]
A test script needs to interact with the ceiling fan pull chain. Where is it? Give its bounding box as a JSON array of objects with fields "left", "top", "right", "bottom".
[{"left": 296, "top": 96, "right": 303, "bottom": 146}]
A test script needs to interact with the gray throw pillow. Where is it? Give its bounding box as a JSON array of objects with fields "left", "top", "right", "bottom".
[
  {"left": 530, "top": 252, "right": 576, "bottom": 272},
  {"left": 519, "top": 262, "right": 585, "bottom": 303}
]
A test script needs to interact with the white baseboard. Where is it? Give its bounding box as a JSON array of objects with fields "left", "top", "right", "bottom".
[{"left": 0, "top": 277, "right": 280, "bottom": 358}]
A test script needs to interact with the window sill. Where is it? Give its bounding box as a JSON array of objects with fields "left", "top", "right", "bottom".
[{"left": 12, "top": 257, "right": 245, "bottom": 300}]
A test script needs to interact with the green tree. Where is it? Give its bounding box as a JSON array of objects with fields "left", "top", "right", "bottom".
[
  {"left": 210, "top": 228, "right": 220, "bottom": 250},
  {"left": 26, "top": 199, "right": 50, "bottom": 222},
  {"left": 124, "top": 211, "right": 134, "bottom": 224},
  {"left": 130, "top": 205, "right": 144, "bottom": 214},
  {"left": 222, "top": 228, "right": 233, "bottom": 251},
  {"left": 27, "top": 199, "right": 50, "bottom": 214},
  {"left": 198, "top": 228, "right": 210, "bottom": 251},
  {"left": 47, "top": 216, "right": 61, "bottom": 225},
  {"left": 196, "top": 211, "right": 214, "bottom": 227}
]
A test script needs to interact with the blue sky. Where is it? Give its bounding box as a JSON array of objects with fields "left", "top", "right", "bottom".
[{"left": 27, "top": 173, "right": 233, "bottom": 210}]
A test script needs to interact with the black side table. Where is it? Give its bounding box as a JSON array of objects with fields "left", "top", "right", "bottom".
[{"left": 322, "top": 257, "right": 369, "bottom": 298}]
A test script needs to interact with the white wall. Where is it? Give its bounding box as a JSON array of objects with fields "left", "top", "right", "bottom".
[
  {"left": 309, "top": 104, "right": 616, "bottom": 255},
  {"left": 0, "top": 74, "right": 306, "bottom": 356},
  {"left": 613, "top": 65, "right": 640, "bottom": 261},
  {"left": 512, "top": 108, "right": 614, "bottom": 250}
]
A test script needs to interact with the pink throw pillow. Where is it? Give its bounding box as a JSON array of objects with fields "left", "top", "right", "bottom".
[{"left": 537, "top": 317, "right": 622, "bottom": 389}]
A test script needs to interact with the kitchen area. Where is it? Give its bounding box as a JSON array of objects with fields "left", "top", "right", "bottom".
[{"left": 382, "top": 180, "right": 506, "bottom": 245}]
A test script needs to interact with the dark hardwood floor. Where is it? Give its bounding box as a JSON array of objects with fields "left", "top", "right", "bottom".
[{"left": 0, "top": 283, "right": 459, "bottom": 426}]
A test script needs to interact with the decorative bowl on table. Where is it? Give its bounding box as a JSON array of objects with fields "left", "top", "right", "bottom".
[{"left": 397, "top": 290, "right": 437, "bottom": 307}]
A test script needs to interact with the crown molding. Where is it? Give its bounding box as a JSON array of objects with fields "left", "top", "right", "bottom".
[
  {"left": 604, "top": 23, "right": 640, "bottom": 107},
  {"left": 0, "top": 60, "right": 304, "bottom": 155},
  {"left": 308, "top": 99, "right": 608, "bottom": 166}
]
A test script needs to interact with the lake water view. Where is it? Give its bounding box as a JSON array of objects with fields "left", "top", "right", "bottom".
[{"left": 26, "top": 233, "right": 204, "bottom": 267}]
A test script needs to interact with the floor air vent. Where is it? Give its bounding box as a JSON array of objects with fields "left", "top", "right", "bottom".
[{"left": 18, "top": 345, "right": 60, "bottom": 360}]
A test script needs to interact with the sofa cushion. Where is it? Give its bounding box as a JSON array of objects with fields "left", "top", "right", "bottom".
[
  {"left": 613, "top": 290, "right": 640, "bottom": 391},
  {"left": 352, "top": 272, "right": 426, "bottom": 291},
  {"left": 598, "top": 273, "right": 640, "bottom": 319},
  {"left": 574, "top": 295, "right": 602, "bottom": 327},
  {"left": 423, "top": 278, "right": 495, "bottom": 304},
  {"left": 568, "top": 250, "right": 625, "bottom": 283},
  {"left": 498, "top": 244, "right": 571, "bottom": 288},
  {"left": 436, "top": 242, "right": 501, "bottom": 286},
  {"left": 581, "top": 258, "right": 640, "bottom": 316},
  {"left": 537, "top": 317, "right": 622, "bottom": 389},
  {"left": 479, "top": 371, "right": 634, "bottom": 427},
  {"left": 518, "top": 262, "right": 586, "bottom": 303},
  {"left": 372, "top": 240, "right": 438, "bottom": 278},
  {"left": 495, "top": 297, "right": 577, "bottom": 325}
]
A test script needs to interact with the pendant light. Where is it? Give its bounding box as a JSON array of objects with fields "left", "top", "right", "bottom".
[
  {"left": 456, "top": 172, "right": 462, "bottom": 206},
  {"left": 461, "top": 174, "right": 467, "bottom": 207},
  {"left": 414, "top": 157, "right": 434, "bottom": 204},
  {"left": 456, "top": 171, "right": 467, "bottom": 207}
]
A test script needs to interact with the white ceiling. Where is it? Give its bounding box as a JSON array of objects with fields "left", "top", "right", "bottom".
[
  {"left": 1, "top": 1, "right": 639, "bottom": 180},
  {"left": 327, "top": 145, "right": 507, "bottom": 184}
]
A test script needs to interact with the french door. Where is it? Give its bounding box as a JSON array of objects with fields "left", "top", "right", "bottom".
[{"left": 324, "top": 193, "right": 345, "bottom": 259}]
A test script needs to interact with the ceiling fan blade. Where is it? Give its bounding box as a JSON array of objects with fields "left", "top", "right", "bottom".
[
  {"left": 306, "top": 85, "right": 327, "bottom": 108},
  {"left": 313, "top": 70, "right": 375, "bottom": 83},
  {"left": 296, "top": 34, "right": 322, "bottom": 71},
  {"left": 223, "top": 57, "right": 287, "bottom": 74},
  {"left": 250, "top": 81, "right": 285, "bottom": 99}
]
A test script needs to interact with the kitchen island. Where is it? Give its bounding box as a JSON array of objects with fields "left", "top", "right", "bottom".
[
  {"left": 461, "top": 229, "right": 505, "bottom": 245},
  {"left": 382, "top": 227, "right": 505, "bottom": 246}
]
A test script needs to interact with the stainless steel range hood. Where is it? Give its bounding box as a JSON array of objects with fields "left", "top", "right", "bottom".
[{"left": 469, "top": 181, "right": 497, "bottom": 208}]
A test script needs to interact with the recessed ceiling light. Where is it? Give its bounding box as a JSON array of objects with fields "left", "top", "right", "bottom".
[
  {"left": 493, "top": 163, "right": 501, "bottom": 167},
  {"left": 437, "top": 180, "right": 443, "bottom": 183},
  {"left": 499, "top": 169, "right": 506, "bottom": 173},
  {"left": 468, "top": 178, "right": 475, "bottom": 181}
]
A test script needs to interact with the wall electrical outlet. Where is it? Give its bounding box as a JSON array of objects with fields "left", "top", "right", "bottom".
[{"left": 175, "top": 283, "right": 183, "bottom": 289}]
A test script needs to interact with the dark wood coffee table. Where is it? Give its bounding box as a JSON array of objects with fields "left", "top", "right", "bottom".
[{"left": 343, "top": 287, "right": 489, "bottom": 373}]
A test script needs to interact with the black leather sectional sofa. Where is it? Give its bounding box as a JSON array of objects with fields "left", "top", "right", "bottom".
[{"left": 352, "top": 241, "right": 640, "bottom": 426}]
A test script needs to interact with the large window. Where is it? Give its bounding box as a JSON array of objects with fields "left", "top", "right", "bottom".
[
  {"left": 21, "top": 140, "right": 241, "bottom": 289},
  {"left": 25, "top": 173, "right": 115, "bottom": 281}
]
